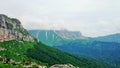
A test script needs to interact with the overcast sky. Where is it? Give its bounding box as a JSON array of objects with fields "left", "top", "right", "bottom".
[{"left": 0, "top": 0, "right": 120, "bottom": 37}]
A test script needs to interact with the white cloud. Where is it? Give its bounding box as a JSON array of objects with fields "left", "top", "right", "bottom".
[{"left": 0, "top": 0, "right": 120, "bottom": 37}]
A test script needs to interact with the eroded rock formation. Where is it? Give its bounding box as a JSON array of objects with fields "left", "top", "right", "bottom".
[{"left": 0, "top": 14, "right": 34, "bottom": 42}]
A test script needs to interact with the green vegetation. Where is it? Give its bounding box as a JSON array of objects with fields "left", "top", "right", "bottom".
[
  {"left": 0, "top": 40, "right": 34, "bottom": 61},
  {"left": 0, "top": 40, "right": 46, "bottom": 66},
  {"left": 20, "top": 29, "right": 30, "bottom": 35},
  {"left": 27, "top": 42, "right": 106, "bottom": 68},
  {"left": 0, "top": 40, "right": 107, "bottom": 68},
  {"left": 15, "top": 28, "right": 29, "bottom": 35},
  {"left": 0, "top": 23, "right": 1, "bottom": 27},
  {"left": 11, "top": 18, "right": 21, "bottom": 24},
  {"left": 0, "top": 62, "right": 24, "bottom": 68},
  {"left": 5, "top": 22, "right": 13, "bottom": 29}
]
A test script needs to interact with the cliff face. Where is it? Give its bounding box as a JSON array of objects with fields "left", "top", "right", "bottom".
[
  {"left": 29, "top": 30, "right": 87, "bottom": 46},
  {"left": 0, "top": 14, "right": 34, "bottom": 42}
]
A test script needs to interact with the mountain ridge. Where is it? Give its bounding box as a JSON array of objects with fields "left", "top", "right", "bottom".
[
  {"left": 29, "top": 30, "right": 87, "bottom": 46},
  {"left": 93, "top": 33, "right": 120, "bottom": 43}
]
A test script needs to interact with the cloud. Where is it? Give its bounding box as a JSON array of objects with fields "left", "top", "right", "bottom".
[{"left": 0, "top": 0, "right": 120, "bottom": 37}]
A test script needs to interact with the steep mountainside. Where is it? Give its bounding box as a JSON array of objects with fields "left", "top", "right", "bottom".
[
  {"left": 29, "top": 30, "right": 87, "bottom": 46},
  {"left": 0, "top": 14, "right": 34, "bottom": 42}
]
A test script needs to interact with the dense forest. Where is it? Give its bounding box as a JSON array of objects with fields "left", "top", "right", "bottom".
[
  {"left": 27, "top": 42, "right": 108, "bottom": 68},
  {"left": 54, "top": 40, "right": 120, "bottom": 68},
  {"left": 0, "top": 40, "right": 108, "bottom": 68}
]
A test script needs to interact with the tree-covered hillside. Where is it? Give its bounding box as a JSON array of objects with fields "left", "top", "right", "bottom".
[
  {"left": 0, "top": 40, "right": 107, "bottom": 68},
  {"left": 0, "top": 62, "right": 24, "bottom": 68},
  {"left": 0, "top": 40, "right": 47, "bottom": 68},
  {"left": 27, "top": 42, "right": 106, "bottom": 68},
  {"left": 92, "top": 33, "right": 120, "bottom": 43},
  {"left": 54, "top": 40, "right": 120, "bottom": 68}
]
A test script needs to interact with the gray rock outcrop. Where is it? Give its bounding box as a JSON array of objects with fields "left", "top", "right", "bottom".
[
  {"left": 0, "top": 14, "right": 34, "bottom": 42},
  {"left": 50, "top": 64, "right": 76, "bottom": 68}
]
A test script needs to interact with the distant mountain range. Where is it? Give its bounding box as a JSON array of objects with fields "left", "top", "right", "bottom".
[
  {"left": 54, "top": 40, "right": 120, "bottom": 67},
  {"left": 29, "top": 30, "right": 120, "bottom": 68},
  {"left": 29, "top": 30, "right": 120, "bottom": 46},
  {"left": 93, "top": 33, "right": 120, "bottom": 43},
  {"left": 29, "top": 30, "right": 87, "bottom": 46}
]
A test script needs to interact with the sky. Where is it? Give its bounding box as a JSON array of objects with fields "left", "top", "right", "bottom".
[{"left": 0, "top": 0, "right": 120, "bottom": 37}]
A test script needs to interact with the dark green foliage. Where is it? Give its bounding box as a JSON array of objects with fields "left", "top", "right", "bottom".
[
  {"left": 0, "top": 22, "right": 1, "bottom": 27},
  {"left": 11, "top": 18, "right": 29, "bottom": 35},
  {"left": 11, "top": 18, "right": 21, "bottom": 24},
  {"left": 5, "top": 22, "right": 13, "bottom": 29},
  {"left": 15, "top": 28, "right": 29, "bottom": 35},
  {"left": 0, "top": 62, "right": 24, "bottom": 68},
  {"left": 0, "top": 40, "right": 107, "bottom": 68},
  {"left": 0, "top": 40, "right": 47, "bottom": 66},
  {"left": 0, "top": 40, "right": 34, "bottom": 61},
  {"left": 21, "top": 29, "right": 30, "bottom": 35},
  {"left": 27, "top": 42, "right": 105, "bottom": 68},
  {"left": 54, "top": 40, "right": 120, "bottom": 68}
]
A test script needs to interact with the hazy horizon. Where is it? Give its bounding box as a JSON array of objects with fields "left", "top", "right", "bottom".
[{"left": 0, "top": 0, "right": 120, "bottom": 37}]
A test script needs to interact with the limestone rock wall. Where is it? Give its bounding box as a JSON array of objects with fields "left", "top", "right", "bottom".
[
  {"left": 0, "top": 14, "right": 34, "bottom": 42},
  {"left": 50, "top": 64, "right": 76, "bottom": 68}
]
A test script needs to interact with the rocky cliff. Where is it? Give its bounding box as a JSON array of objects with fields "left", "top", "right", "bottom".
[
  {"left": 55, "top": 29, "right": 86, "bottom": 40},
  {"left": 29, "top": 30, "right": 87, "bottom": 46},
  {"left": 0, "top": 14, "right": 34, "bottom": 42}
]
